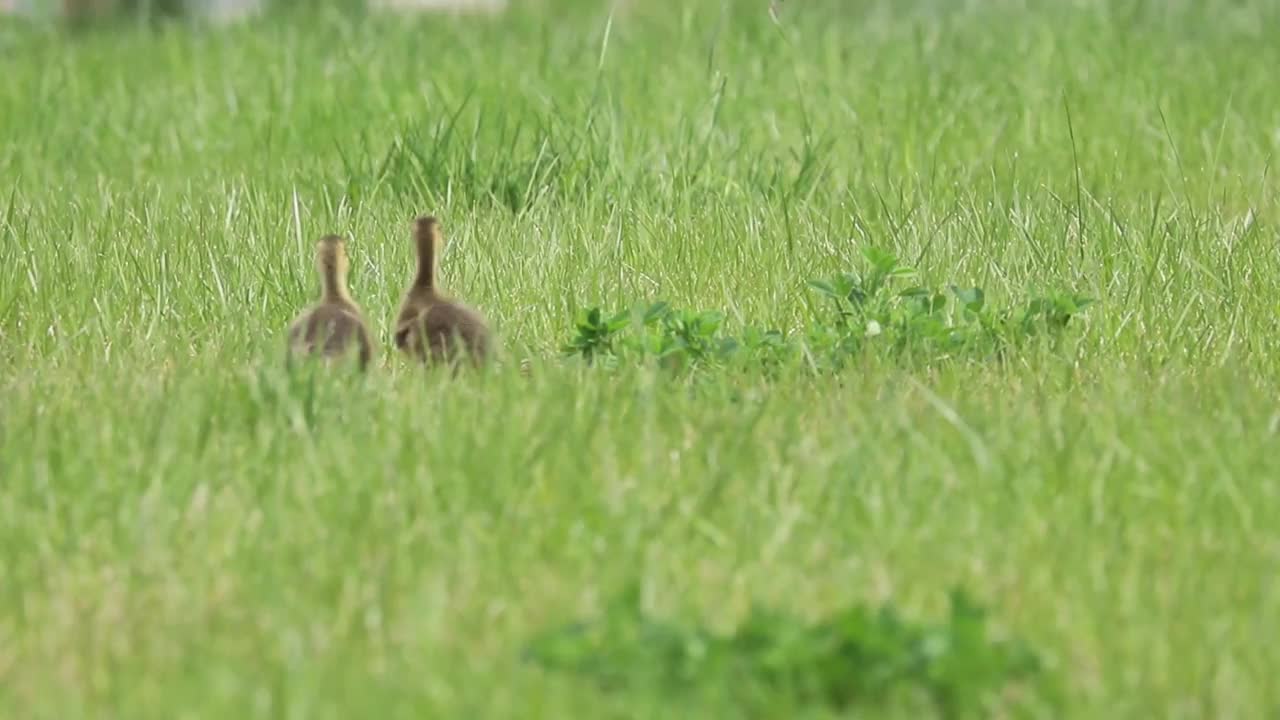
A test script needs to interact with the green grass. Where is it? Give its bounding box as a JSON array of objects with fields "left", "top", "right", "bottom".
[{"left": 2, "top": 0, "right": 1280, "bottom": 717}]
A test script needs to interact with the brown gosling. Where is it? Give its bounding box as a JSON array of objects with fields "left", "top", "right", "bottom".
[
  {"left": 287, "top": 234, "right": 374, "bottom": 370},
  {"left": 393, "top": 215, "right": 492, "bottom": 368}
]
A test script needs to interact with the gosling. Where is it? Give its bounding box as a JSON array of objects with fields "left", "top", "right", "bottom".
[
  {"left": 287, "top": 234, "right": 374, "bottom": 370},
  {"left": 392, "top": 215, "right": 492, "bottom": 368}
]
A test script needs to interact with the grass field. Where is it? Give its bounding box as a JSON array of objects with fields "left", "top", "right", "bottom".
[{"left": 2, "top": 0, "right": 1280, "bottom": 717}]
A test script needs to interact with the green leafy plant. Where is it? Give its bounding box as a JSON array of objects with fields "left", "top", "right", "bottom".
[
  {"left": 650, "top": 307, "right": 738, "bottom": 369},
  {"left": 805, "top": 248, "right": 1094, "bottom": 366},
  {"left": 561, "top": 307, "right": 631, "bottom": 365},
  {"left": 563, "top": 301, "right": 780, "bottom": 373},
  {"left": 563, "top": 247, "right": 1094, "bottom": 375},
  {"left": 525, "top": 585, "right": 1057, "bottom": 719}
]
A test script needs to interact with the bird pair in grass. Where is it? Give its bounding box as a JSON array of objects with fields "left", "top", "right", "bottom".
[{"left": 286, "top": 215, "right": 491, "bottom": 371}]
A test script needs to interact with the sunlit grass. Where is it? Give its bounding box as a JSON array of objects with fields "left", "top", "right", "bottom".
[{"left": 2, "top": 1, "right": 1279, "bottom": 717}]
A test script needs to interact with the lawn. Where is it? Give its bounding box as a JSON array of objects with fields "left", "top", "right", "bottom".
[{"left": 1, "top": 0, "right": 1279, "bottom": 717}]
